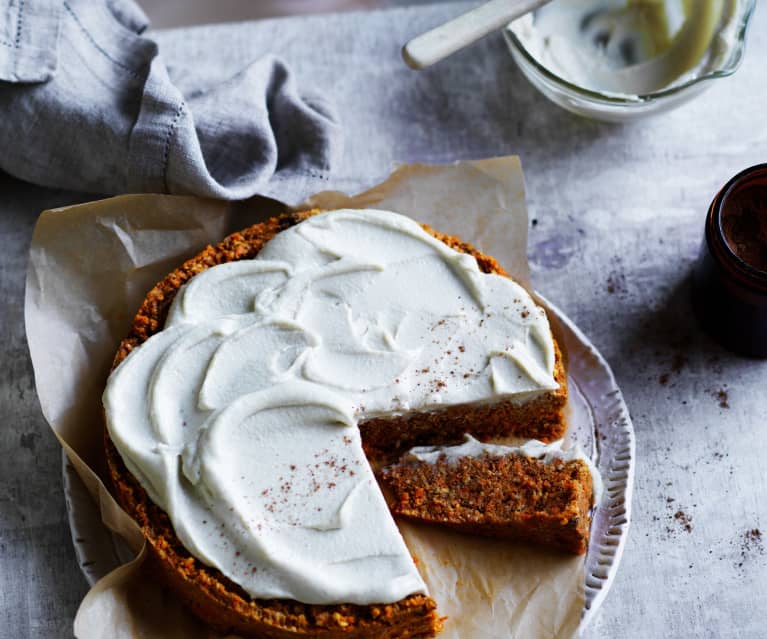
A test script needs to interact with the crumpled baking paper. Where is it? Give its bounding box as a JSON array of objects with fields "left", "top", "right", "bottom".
[{"left": 25, "top": 157, "right": 584, "bottom": 639}]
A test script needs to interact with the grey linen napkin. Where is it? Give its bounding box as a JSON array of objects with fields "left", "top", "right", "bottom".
[{"left": 0, "top": 0, "right": 342, "bottom": 203}]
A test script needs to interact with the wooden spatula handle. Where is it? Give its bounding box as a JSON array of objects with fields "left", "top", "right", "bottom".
[{"left": 403, "top": 0, "right": 551, "bottom": 70}]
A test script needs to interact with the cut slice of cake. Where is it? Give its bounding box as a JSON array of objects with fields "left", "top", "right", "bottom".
[{"left": 380, "top": 435, "right": 601, "bottom": 555}]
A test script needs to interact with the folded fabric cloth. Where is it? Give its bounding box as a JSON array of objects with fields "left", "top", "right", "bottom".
[{"left": 0, "top": 0, "right": 342, "bottom": 203}]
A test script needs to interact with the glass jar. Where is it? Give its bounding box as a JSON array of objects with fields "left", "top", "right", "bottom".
[{"left": 692, "top": 164, "right": 767, "bottom": 358}]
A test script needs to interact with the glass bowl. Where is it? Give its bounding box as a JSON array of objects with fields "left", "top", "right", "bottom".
[{"left": 503, "top": 0, "right": 756, "bottom": 122}]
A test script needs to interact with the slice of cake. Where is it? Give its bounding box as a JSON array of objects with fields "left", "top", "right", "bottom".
[
  {"left": 103, "top": 209, "right": 573, "bottom": 638},
  {"left": 380, "top": 435, "right": 601, "bottom": 555}
]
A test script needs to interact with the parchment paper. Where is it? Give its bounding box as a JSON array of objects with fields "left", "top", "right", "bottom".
[{"left": 25, "top": 157, "right": 583, "bottom": 639}]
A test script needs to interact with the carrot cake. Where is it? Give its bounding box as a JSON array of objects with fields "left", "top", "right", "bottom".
[
  {"left": 103, "top": 208, "right": 574, "bottom": 638},
  {"left": 380, "top": 435, "right": 601, "bottom": 555}
]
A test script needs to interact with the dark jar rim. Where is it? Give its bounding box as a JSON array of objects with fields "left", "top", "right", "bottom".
[{"left": 707, "top": 162, "right": 767, "bottom": 293}]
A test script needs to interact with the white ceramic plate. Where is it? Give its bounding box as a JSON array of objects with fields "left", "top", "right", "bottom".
[{"left": 62, "top": 299, "right": 634, "bottom": 634}]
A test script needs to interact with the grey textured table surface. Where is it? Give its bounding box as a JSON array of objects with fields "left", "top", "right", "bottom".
[{"left": 1, "top": 3, "right": 766, "bottom": 638}]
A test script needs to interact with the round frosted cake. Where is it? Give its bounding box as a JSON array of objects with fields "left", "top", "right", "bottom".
[{"left": 104, "top": 209, "right": 579, "bottom": 638}]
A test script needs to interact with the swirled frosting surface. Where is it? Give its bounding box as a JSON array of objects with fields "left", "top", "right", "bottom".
[{"left": 104, "top": 209, "right": 559, "bottom": 604}]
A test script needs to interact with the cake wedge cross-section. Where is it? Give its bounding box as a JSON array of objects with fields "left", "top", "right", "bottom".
[{"left": 380, "top": 435, "right": 601, "bottom": 555}]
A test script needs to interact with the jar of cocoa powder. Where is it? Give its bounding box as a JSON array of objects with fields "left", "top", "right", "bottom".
[{"left": 692, "top": 164, "right": 767, "bottom": 358}]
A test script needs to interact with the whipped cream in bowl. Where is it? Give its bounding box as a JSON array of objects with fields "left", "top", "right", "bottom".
[{"left": 504, "top": 0, "right": 756, "bottom": 121}]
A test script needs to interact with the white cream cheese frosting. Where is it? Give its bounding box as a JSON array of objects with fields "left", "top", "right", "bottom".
[
  {"left": 510, "top": 0, "right": 737, "bottom": 97},
  {"left": 405, "top": 434, "right": 603, "bottom": 505},
  {"left": 103, "top": 209, "right": 560, "bottom": 605}
]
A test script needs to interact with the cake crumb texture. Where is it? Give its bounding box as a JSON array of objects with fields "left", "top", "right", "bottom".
[{"left": 380, "top": 452, "right": 593, "bottom": 555}]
